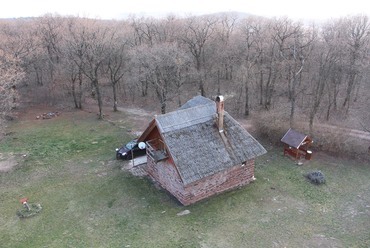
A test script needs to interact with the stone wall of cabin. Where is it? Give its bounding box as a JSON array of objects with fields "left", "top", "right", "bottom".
[{"left": 145, "top": 158, "right": 255, "bottom": 206}]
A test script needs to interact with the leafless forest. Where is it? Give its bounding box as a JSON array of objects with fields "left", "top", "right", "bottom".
[{"left": 1, "top": 13, "right": 369, "bottom": 155}]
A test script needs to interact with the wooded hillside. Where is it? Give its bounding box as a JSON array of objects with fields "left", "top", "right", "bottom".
[{"left": 1, "top": 13, "right": 369, "bottom": 155}]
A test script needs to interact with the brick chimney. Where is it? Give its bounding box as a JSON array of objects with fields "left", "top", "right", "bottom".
[{"left": 216, "top": 95, "right": 224, "bottom": 132}]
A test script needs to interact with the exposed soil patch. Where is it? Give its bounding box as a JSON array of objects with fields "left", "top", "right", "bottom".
[
  {"left": 0, "top": 153, "right": 18, "bottom": 173},
  {"left": 117, "top": 106, "right": 157, "bottom": 131},
  {"left": 14, "top": 104, "right": 70, "bottom": 121}
]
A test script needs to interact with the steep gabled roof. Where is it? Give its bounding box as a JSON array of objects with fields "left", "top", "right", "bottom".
[
  {"left": 152, "top": 96, "right": 267, "bottom": 185},
  {"left": 281, "top": 128, "right": 308, "bottom": 149},
  {"left": 178, "top": 95, "right": 214, "bottom": 110},
  {"left": 156, "top": 102, "right": 215, "bottom": 133}
]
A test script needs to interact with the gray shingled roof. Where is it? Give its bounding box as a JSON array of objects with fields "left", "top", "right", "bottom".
[
  {"left": 179, "top": 95, "right": 214, "bottom": 110},
  {"left": 155, "top": 96, "right": 267, "bottom": 185},
  {"left": 156, "top": 103, "right": 216, "bottom": 133}
]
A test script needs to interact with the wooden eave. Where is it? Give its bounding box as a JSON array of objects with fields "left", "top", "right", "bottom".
[
  {"left": 138, "top": 118, "right": 185, "bottom": 185},
  {"left": 137, "top": 119, "right": 156, "bottom": 143}
]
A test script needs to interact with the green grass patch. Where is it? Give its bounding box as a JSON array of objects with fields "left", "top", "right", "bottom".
[{"left": 0, "top": 110, "right": 369, "bottom": 247}]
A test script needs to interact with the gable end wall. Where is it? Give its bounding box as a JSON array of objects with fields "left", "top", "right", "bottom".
[{"left": 145, "top": 159, "right": 255, "bottom": 206}]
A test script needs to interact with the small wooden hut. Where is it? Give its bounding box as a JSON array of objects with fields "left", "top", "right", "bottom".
[{"left": 281, "top": 129, "right": 313, "bottom": 160}]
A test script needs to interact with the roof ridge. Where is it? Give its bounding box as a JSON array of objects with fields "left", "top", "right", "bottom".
[
  {"left": 158, "top": 100, "right": 215, "bottom": 117},
  {"left": 156, "top": 102, "right": 217, "bottom": 133}
]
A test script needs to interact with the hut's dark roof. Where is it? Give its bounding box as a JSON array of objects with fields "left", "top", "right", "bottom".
[
  {"left": 155, "top": 96, "right": 267, "bottom": 185},
  {"left": 281, "top": 128, "right": 307, "bottom": 149}
]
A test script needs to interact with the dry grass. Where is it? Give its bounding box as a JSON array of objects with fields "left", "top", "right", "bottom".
[
  {"left": 253, "top": 110, "right": 370, "bottom": 160},
  {"left": 0, "top": 107, "right": 369, "bottom": 247}
]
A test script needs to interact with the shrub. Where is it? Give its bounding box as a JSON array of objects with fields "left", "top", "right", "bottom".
[
  {"left": 253, "top": 109, "right": 369, "bottom": 158},
  {"left": 312, "top": 129, "right": 368, "bottom": 157},
  {"left": 306, "top": 170, "right": 326, "bottom": 185},
  {"left": 16, "top": 203, "right": 42, "bottom": 218},
  {"left": 253, "top": 110, "right": 290, "bottom": 144}
]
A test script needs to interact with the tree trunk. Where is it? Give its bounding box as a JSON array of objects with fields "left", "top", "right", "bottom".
[
  {"left": 112, "top": 82, "right": 118, "bottom": 112},
  {"left": 160, "top": 91, "right": 166, "bottom": 114},
  {"left": 217, "top": 69, "right": 221, "bottom": 95},
  {"left": 326, "top": 101, "right": 332, "bottom": 121},
  {"left": 177, "top": 83, "right": 182, "bottom": 108},
  {"left": 93, "top": 79, "right": 103, "bottom": 119},
  {"left": 244, "top": 77, "right": 249, "bottom": 116},
  {"left": 35, "top": 66, "right": 43, "bottom": 86},
  {"left": 289, "top": 73, "right": 297, "bottom": 128},
  {"left": 77, "top": 71, "right": 83, "bottom": 109},
  {"left": 309, "top": 113, "right": 314, "bottom": 136},
  {"left": 71, "top": 77, "right": 78, "bottom": 109},
  {"left": 71, "top": 70, "right": 83, "bottom": 109},
  {"left": 199, "top": 76, "right": 205, "bottom": 97},
  {"left": 342, "top": 72, "right": 356, "bottom": 114},
  {"left": 264, "top": 66, "right": 273, "bottom": 110},
  {"left": 259, "top": 70, "right": 263, "bottom": 105},
  {"left": 140, "top": 78, "right": 148, "bottom": 97},
  {"left": 333, "top": 79, "right": 338, "bottom": 110},
  {"left": 290, "top": 89, "right": 296, "bottom": 128}
]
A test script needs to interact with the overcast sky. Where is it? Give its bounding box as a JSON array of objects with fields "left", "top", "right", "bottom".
[{"left": 1, "top": 0, "right": 369, "bottom": 21}]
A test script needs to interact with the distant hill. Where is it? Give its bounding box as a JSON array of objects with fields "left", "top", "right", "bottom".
[{"left": 203, "top": 11, "right": 253, "bottom": 19}]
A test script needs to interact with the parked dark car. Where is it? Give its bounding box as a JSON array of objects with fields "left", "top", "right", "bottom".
[{"left": 116, "top": 139, "right": 146, "bottom": 160}]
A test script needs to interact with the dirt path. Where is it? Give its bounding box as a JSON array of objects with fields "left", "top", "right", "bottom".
[
  {"left": 313, "top": 123, "right": 370, "bottom": 141},
  {"left": 115, "top": 106, "right": 156, "bottom": 133},
  {"left": 119, "top": 106, "right": 370, "bottom": 146},
  {"left": 118, "top": 107, "right": 157, "bottom": 118}
]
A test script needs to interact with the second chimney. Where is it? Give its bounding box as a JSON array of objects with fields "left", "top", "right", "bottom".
[{"left": 216, "top": 95, "right": 224, "bottom": 132}]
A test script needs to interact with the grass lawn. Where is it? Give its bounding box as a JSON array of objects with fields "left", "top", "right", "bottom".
[{"left": 0, "top": 108, "right": 369, "bottom": 247}]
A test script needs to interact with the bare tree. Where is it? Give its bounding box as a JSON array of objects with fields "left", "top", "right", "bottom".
[
  {"left": 238, "top": 16, "right": 266, "bottom": 115},
  {"left": 0, "top": 52, "right": 24, "bottom": 134},
  {"left": 129, "top": 17, "right": 162, "bottom": 96},
  {"left": 181, "top": 16, "right": 217, "bottom": 96},
  {"left": 106, "top": 32, "right": 129, "bottom": 112},
  {"left": 341, "top": 15, "right": 370, "bottom": 113},
  {"left": 133, "top": 43, "right": 191, "bottom": 113},
  {"left": 307, "top": 38, "right": 336, "bottom": 134},
  {"left": 215, "top": 13, "right": 238, "bottom": 81},
  {"left": 63, "top": 53, "right": 84, "bottom": 109},
  {"left": 64, "top": 18, "right": 88, "bottom": 109},
  {"left": 67, "top": 19, "right": 110, "bottom": 119},
  {"left": 0, "top": 19, "right": 39, "bottom": 61},
  {"left": 272, "top": 18, "right": 315, "bottom": 127},
  {"left": 130, "top": 16, "right": 158, "bottom": 46},
  {"left": 37, "top": 14, "right": 65, "bottom": 84},
  {"left": 0, "top": 19, "right": 43, "bottom": 89},
  {"left": 319, "top": 20, "right": 347, "bottom": 120},
  {"left": 0, "top": 14, "right": 369, "bottom": 137}
]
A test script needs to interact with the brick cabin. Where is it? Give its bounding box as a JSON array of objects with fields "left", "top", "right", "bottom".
[{"left": 137, "top": 95, "right": 266, "bottom": 205}]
